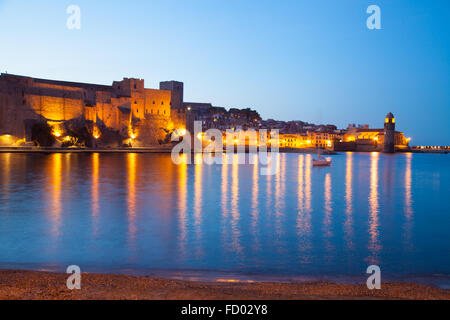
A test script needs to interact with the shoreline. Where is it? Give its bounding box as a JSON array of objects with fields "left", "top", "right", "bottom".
[
  {"left": 0, "top": 146, "right": 447, "bottom": 154},
  {"left": 0, "top": 269, "right": 449, "bottom": 300},
  {"left": 0, "top": 147, "right": 336, "bottom": 154}
]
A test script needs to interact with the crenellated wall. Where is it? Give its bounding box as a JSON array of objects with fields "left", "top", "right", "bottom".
[{"left": 0, "top": 73, "right": 174, "bottom": 146}]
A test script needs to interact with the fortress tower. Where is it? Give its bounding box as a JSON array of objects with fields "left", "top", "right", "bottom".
[
  {"left": 160, "top": 81, "right": 183, "bottom": 110},
  {"left": 160, "top": 81, "right": 186, "bottom": 129},
  {"left": 383, "top": 112, "right": 395, "bottom": 153}
]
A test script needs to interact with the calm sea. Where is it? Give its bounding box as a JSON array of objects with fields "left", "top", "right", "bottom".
[{"left": 0, "top": 152, "right": 449, "bottom": 287}]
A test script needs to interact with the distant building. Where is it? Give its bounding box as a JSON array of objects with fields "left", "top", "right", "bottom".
[{"left": 336, "top": 112, "right": 409, "bottom": 152}]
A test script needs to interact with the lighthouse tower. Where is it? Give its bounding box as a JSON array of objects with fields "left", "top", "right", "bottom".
[{"left": 383, "top": 112, "right": 395, "bottom": 153}]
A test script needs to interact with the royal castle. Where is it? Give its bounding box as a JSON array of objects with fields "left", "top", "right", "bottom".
[{"left": 0, "top": 73, "right": 186, "bottom": 146}]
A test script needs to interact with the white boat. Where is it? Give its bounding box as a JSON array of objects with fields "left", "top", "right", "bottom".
[{"left": 312, "top": 152, "right": 332, "bottom": 166}]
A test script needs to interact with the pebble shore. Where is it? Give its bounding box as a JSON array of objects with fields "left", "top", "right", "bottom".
[{"left": 0, "top": 270, "right": 449, "bottom": 300}]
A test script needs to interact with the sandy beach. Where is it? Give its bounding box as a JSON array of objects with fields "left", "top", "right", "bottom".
[{"left": 0, "top": 270, "right": 448, "bottom": 300}]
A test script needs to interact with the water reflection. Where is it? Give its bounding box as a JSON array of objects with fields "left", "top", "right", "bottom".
[
  {"left": 194, "top": 153, "right": 203, "bottom": 256},
  {"left": 221, "top": 157, "right": 229, "bottom": 252},
  {"left": 368, "top": 152, "right": 381, "bottom": 263},
  {"left": 344, "top": 153, "right": 354, "bottom": 250},
  {"left": 274, "top": 153, "right": 285, "bottom": 241},
  {"left": 323, "top": 173, "right": 334, "bottom": 257},
  {"left": 47, "top": 153, "right": 62, "bottom": 239},
  {"left": 403, "top": 153, "right": 414, "bottom": 250},
  {"left": 1, "top": 152, "right": 448, "bottom": 281},
  {"left": 304, "top": 154, "right": 312, "bottom": 213},
  {"left": 127, "top": 153, "right": 137, "bottom": 252},
  {"left": 297, "top": 155, "right": 304, "bottom": 211},
  {"left": 91, "top": 153, "right": 100, "bottom": 236},
  {"left": 251, "top": 155, "right": 260, "bottom": 251},
  {"left": 231, "top": 154, "right": 241, "bottom": 253},
  {"left": 297, "top": 155, "right": 312, "bottom": 263},
  {"left": 177, "top": 154, "right": 188, "bottom": 259},
  {"left": 1, "top": 154, "right": 11, "bottom": 205}
]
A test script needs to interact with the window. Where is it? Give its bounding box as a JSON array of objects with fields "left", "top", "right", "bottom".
[
  {"left": 134, "top": 84, "right": 136, "bottom": 89},
  {"left": 161, "top": 101, "right": 164, "bottom": 105},
  {"left": 153, "top": 101, "right": 155, "bottom": 104}
]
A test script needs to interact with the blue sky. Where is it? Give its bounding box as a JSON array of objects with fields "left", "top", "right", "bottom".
[{"left": 0, "top": 0, "right": 448, "bottom": 145}]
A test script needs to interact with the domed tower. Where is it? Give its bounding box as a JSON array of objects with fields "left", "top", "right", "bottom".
[{"left": 383, "top": 112, "right": 395, "bottom": 153}]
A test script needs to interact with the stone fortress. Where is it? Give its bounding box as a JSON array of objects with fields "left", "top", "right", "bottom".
[{"left": 0, "top": 73, "right": 182, "bottom": 147}]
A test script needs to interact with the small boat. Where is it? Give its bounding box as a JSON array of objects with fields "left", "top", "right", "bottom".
[{"left": 312, "top": 152, "right": 332, "bottom": 166}]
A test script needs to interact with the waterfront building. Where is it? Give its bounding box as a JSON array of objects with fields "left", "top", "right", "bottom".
[
  {"left": 279, "top": 134, "right": 309, "bottom": 148},
  {"left": 336, "top": 112, "right": 409, "bottom": 152},
  {"left": 0, "top": 73, "right": 182, "bottom": 146}
]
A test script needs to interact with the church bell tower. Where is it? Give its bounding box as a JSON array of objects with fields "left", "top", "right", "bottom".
[{"left": 383, "top": 112, "right": 395, "bottom": 153}]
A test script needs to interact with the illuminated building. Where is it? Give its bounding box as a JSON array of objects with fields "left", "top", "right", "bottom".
[
  {"left": 0, "top": 73, "right": 177, "bottom": 146},
  {"left": 337, "top": 113, "right": 409, "bottom": 152}
]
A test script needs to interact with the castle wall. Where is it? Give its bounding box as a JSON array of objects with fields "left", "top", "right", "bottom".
[
  {"left": 0, "top": 73, "right": 178, "bottom": 146},
  {"left": 26, "top": 94, "right": 84, "bottom": 121},
  {"left": 0, "top": 92, "right": 27, "bottom": 138},
  {"left": 171, "top": 108, "right": 186, "bottom": 129},
  {"left": 144, "top": 89, "right": 171, "bottom": 119}
]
